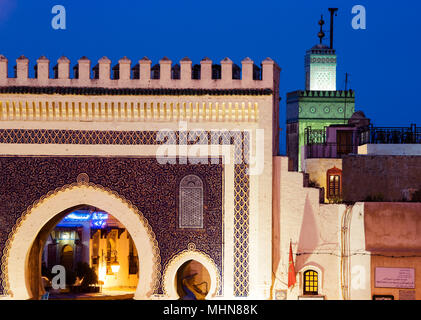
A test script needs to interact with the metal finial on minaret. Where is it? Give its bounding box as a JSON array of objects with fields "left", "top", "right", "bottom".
[
  {"left": 318, "top": 15, "right": 325, "bottom": 44},
  {"left": 328, "top": 8, "right": 339, "bottom": 49}
]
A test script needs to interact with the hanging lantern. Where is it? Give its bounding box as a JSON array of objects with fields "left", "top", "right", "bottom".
[{"left": 111, "top": 260, "right": 120, "bottom": 274}]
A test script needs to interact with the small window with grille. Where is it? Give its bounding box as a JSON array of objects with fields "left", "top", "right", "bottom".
[
  {"left": 179, "top": 175, "right": 204, "bottom": 229},
  {"left": 303, "top": 270, "right": 319, "bottom": 295}
]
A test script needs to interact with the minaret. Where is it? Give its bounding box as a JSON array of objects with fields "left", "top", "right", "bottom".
[
  {"left": 286, "top": 11, "right": 355, "bottom": 172},
  {"left": 305, "top": 15, "right": 337, "bottom": 91}
]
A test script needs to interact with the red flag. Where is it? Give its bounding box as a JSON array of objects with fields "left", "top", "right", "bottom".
[{"left": 288, "top": 241, "right": 296, "bottom": 288}]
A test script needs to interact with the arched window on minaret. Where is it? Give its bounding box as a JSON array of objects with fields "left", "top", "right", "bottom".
[{"left": 179, "top": 175, "right": 204, "bottom": 229}]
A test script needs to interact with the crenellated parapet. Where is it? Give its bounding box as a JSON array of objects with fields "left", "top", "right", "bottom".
[
  {"left": 0, "top": 55, "right": 280, "bottom": 90},
  {"left": 286, "top": 89, "right": 355, "bottom": 102}
]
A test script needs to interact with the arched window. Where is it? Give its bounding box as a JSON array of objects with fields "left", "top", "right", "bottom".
[
  {"left": 179, "top": 175, "right": 204, "bottom": 229},
  {"left": 326, "top": 167, "right": 342, "bottom": 200},
  {"left": 303, "top": 270, "right": 319, "bottom": 295}
]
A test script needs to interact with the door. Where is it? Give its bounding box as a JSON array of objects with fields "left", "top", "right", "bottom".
[
  {"left": 336, "top": 130, "right": 353, "bottom": 156},
  {"left": 60, "top": 245, "right": 74, "bottom": 271}
]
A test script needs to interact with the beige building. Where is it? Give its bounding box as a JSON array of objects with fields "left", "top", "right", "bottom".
[{"left": 0, "top": 54, "right": 280, "bottom": 300}]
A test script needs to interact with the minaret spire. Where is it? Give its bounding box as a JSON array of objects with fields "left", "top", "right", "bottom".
[{"left": 318, "top": 15, "right": 325, "bottom": 44}]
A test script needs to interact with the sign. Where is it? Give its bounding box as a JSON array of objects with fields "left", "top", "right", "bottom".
[
  {"left": 373, "top": 295, "right": 394, "bottom": 300},
  {"left": 399, "top": 290, "right": 416, "bottom": 300},
  {"left": 375, "top": 267, "right": 415, "bottom": 289}
]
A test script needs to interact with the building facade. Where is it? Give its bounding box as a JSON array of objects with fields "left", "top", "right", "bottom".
[
  {"left": 0, "top": 15, "right": 420, "bottom": 301},
  {"left": 0, "top": 54, "right": 280, "bottom": 300}
]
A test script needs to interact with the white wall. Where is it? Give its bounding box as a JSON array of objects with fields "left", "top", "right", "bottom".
[
  {"left": 358, "top": 144, "right": 421, "bottom": 155},
  {"left": 272, "top": 156, "right": 345, "bottom": 300}
]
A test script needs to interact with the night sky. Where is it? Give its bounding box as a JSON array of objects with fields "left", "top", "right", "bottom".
[{"left": 0, "top": 0, "right": 419, "bottom": 154}]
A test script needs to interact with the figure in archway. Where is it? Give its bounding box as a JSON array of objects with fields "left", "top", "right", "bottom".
[{"left": 176, "top": 260, "right": 210, "bottom": 300}]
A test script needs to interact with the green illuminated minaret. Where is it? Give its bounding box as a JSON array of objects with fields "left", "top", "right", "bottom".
[{"left": 286, "top": 13, "right": 355, "bottom": 171}]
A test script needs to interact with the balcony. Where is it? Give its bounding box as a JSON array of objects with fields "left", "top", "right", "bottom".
[
  {"left": 305, "top": 124, "right": 420, "bottom": 159},
  {"left": 359, "top": 124, "right": 420, "bottom": 145},
  {"left": 304, "top": 125, "right": 359, "bottom": 159}
]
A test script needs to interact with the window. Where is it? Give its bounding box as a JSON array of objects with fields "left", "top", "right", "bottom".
[
  {"left": 303, "top": 270, "right": 318, "bottom": 295},
  {"left": 327, "top": 167, "right": 342, "bottom": 200},
  {"left": 179, "top": 175, "right": 204, "bottom": 229},
  {"left": 329, "top": 175, "right": 340, "bottom": 197}
]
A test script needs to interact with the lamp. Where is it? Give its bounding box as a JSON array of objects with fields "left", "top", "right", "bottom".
[
  {"left": 111, "top": 260, "right": 120, "bottom": 274},
  {"left": 110, "top": 249, "right": 120, "bottom": 274}
]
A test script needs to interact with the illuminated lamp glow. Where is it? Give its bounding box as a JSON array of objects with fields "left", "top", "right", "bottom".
[
  {"left": 92, "top": 212, "right": 108, "bottom": 220},
  {"left": 111, "top": 261, "right": 120, "bottom": 273},
  {"left": 91, "top": 212, "right": 108, "bottom": 229},
  {"left": 92, "top": 220, "right": 107, "bottom": 228},
  {"left": 98, "top": 265, "right": 107, "bottom": 282},
  {"left": 63, "top": 212, "right": 91, "bottom": 221},
  {"left": 62, "top": 211, "right": 109, "bottom": 225}
]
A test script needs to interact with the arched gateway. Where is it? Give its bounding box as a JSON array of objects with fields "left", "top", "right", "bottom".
[
  {"left": 0, "top": 54, "right": 279, "bottom": 300},
  {"left": 1, "top": 181, "right": 161, "bottom": 300}
]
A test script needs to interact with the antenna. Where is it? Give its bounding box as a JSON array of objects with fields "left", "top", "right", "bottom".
[
  {"left": 328, "top": 8, "right": 338, "bottom": 49},
  {"left": 344, "top": 72, "right": 349, "bottom": 124}
]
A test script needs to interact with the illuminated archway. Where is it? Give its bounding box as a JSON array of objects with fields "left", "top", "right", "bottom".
[
  {"left": 2, "top": 181, "right": 161, "bottom": 300},
  {"left": 162, "top": 245, "right": 220, "bottom": 300}
]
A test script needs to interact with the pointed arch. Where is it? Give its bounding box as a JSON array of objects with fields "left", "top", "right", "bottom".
[{"left": 161, "top": 244, "right": 220, "bottom": 299}]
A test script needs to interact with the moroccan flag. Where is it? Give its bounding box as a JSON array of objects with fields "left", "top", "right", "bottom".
[{"left": 288, "top": 241, "right": 296, "bottom": 288}]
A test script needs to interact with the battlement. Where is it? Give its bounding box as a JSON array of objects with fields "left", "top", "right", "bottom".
[
  {"left": 0, "top": 55, "right": 280, "bottom": 90},
  {"left": 286, "top": 89, "right": 355, "bottom": 100}
]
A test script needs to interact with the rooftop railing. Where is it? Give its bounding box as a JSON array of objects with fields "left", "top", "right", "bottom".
[{"left": 359, "top": 124, "right": 420, "bottom": 145}]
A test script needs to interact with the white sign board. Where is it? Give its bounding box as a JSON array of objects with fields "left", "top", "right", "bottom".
[{"left": 375, "top": 267, "right": 415, "bottom": 289}]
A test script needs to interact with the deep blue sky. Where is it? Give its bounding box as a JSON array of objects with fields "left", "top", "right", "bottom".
[{"left": 0, "top": 0, "right": 420, "bottom": 154}]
